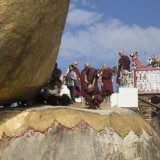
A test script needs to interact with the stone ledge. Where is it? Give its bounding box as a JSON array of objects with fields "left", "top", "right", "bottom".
[{"left": 0, "top": 105, "right": 153, "bottom": 140}]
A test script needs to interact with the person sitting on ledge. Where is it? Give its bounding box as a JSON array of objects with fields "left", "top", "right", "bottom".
[
  {"left": 85, "top": 84, "right": 103, "bottom": 110},
  {"left": 36, "top": 79, "right": 71, "bottom": 106},
  {"left": 47, "top": 79, "right": 71, "bottom": 106}
]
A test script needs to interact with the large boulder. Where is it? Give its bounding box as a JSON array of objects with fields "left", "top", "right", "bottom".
[
  {"left": 0, "top": 0, "right": 70, "bottom": 105},
  {"left": 0, "top": 106, "right": 160, "bottom": 160}
]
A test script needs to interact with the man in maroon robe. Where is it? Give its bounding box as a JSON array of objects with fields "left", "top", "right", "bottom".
[
  {"left": 85, "top": 62, "right": 98, "bottom": 90},
  {"left": 116, "top": 50, "right": 131, "bottom": 85},
  {"left": 80, "top": 64, "right": 87, "bottom": 108},
  {"left": 85, "top": 84, "right": 102, "bottom": 110},
  {"left": 72, "top": 61, "right": 81, "bottom": 98},
  {"left": 101, "top": 64, "right": 114, "bottom": 103}
]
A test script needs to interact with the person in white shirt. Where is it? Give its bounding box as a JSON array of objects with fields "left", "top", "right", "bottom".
[
  {"left": 47, "top": 79, "right": 71, "bottom": 106},
  {"left": 66, "top": 65, "right": 77, "bottom": 103}
]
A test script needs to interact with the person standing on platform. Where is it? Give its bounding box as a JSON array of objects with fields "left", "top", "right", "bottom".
[
  {"left": 51, "top": 62, "right": 61, "bottom": 83},
  {"left": 100, "top": 64, "right": 114, "bottom": 104},
  {"left": 72, "top": 61, "right": 81, "bottom": 98},
  {"left": 85, "top": 62, "right": 98, "bottom": 90},
  {"left": 80, "top": 63, "right": 87, "bottom": 108},
  {"left": 66, "top": 61, "right": 81, "bottom": 98},
  {"left": 66, "top": 65, "right": 77, "bottom": 104},
  {"left": 116, "top": 50, "right": 131, "bottom": 85}
]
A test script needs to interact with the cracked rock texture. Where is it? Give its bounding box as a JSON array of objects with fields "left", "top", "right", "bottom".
[
  {"left": 1, "top": 122, "right": 160, "bottom": 160},
  {"left": 0, "top": 107, "right": 160, "bottom": 160},
  {"left": 0, "top": 0, "right": 70, "bottom": 105}
]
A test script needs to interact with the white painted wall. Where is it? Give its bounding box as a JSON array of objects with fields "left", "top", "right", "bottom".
[{"left": 111, "top": 88, "right": 138, "bottom": 107}]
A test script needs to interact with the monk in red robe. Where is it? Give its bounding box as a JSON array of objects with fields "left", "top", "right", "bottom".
[
  {"left": 80, "top": 64, "right": 87, "bottom": 108},
  {"left": 85, "top": 84, "right": 102, "bottom": 110},
  {"left": 73, "top": 61, "right": 81, "bottom": 97},
  {"left": 100, "top": 64, "right": 114, "bottom": 103},
  {"left": 116, "top": 50, "right": 131, "bottom": 85},
  {"left": 85, "top": 62, "right": 99, "bottom": 90}
]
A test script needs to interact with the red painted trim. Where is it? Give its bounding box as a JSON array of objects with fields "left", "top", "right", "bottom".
[
  {"left": 138, "top": 91, "right": 160, "bottom": 94},
  {"left": 135, "top": 68, "right": 160, "bottom": 71},
  {"left": 134, "top": 70, "right": 137, "bottom": 88}
]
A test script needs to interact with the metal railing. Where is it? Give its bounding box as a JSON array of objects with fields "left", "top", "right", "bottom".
[{"left": 120, "top": 58, "right": 160, "bottom": 94}]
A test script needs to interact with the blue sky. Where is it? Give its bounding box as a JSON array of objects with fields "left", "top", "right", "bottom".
[{"left": 57, "top": 0, "right": 160, "bottom": 74}]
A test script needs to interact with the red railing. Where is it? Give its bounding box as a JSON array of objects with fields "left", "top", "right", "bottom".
[{"left": 133, "top": 58, "right": 160, "bottom": 95}]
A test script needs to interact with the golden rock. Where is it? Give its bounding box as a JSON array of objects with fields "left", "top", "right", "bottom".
[
  {"left": 0, "top": 0, "right": 70, "bottom": 105},
  {"left": 0, "top": 108, "right": 153, "bottom": 140}
]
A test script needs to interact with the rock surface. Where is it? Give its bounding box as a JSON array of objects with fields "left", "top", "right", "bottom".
[
  {"left": 0, "top": 0, "right": 70, "bottom": 105},
  {"left": 0, "top": 106, "right": 160, "bottom": 160}
]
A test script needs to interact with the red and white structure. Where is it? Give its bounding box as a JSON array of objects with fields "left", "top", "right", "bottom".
[
  {"left": 120, "top": 53, "right": 160, "bottom": 95},
  {"left": 133, "top": 58, "right": 160, "bottom": 95},
  {"left": 111, "top": 52, "right": 160, "bottom": 108}
]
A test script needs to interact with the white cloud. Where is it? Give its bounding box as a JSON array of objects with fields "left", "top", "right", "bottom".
[
  {"left": 81, "top": 0, "right": 96, "bottom": 8},
  {"left": 66, "top": 9, "right": 102, "bottom": 27},
  {"left": 58, "top": 9, "right": 160, "bottom": 74},
  {"left": 81, "top": 0, "right": 90, "bottom": 6},
  {"left": 71, "top": 0, "right": 96, "bottom": 8},
  {"left": 69, "top": 4, "right": 76, "bottom": 10}
]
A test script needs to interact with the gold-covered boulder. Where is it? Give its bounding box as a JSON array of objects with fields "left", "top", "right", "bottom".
[{"left": 0, "top": 0, "right": 70, "bottom": 105}]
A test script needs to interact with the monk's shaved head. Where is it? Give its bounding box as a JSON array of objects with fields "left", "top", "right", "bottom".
[
  {"left": 87, "top": 84, "right": 94, "bottom": 92},
  {"left": 85, "top": 62, "right": 91, "bottom": 69},
  {"left": 73, "top": 61, "right": 78, "bottom": 65},
  {"left": 103, "top": 64, "right": 107, "bottom": 70},
  {"left": 73, "top": 61, "right": 78, "bottom": 68},
  {"left": 119, "top": 50, "right": 124, "bottom": 57}
]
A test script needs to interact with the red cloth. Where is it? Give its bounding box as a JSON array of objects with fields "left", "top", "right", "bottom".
[
  {"left": 74, "top": 68, "right": 80, "bottom": 76},
  {"left": 85, "top": 87, "right": 102, "bottom": 109},
  {"left": 86, "top": 67, "right": 97, "bottom": 84},
  {"left": 74, "top": 68, "right": 81, "bottom": 97},
  {"left": 116, "top": 56, "right": 131, "bottom": 84},
  {"left": 101, "top": 69, "right": 114, "bottom": 96},
  {"left": 86, "top": 67, "right": 99, "bottom": 90},
  {"left": 81, "top": 69, "right": 87, "bottom": 96}
]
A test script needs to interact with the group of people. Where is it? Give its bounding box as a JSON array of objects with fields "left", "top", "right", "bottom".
[
  {"left": 1, "top": 50, "right": 130, "bottom": 108},
  {"left": 47, "top": 50, "right": 131, "bottom": 110},
  {"left": 80, "top": 62, "right": 113, "bottom": 109},
  {"left": 46, "top": 61, "right": 112, "bottom": 109}
]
